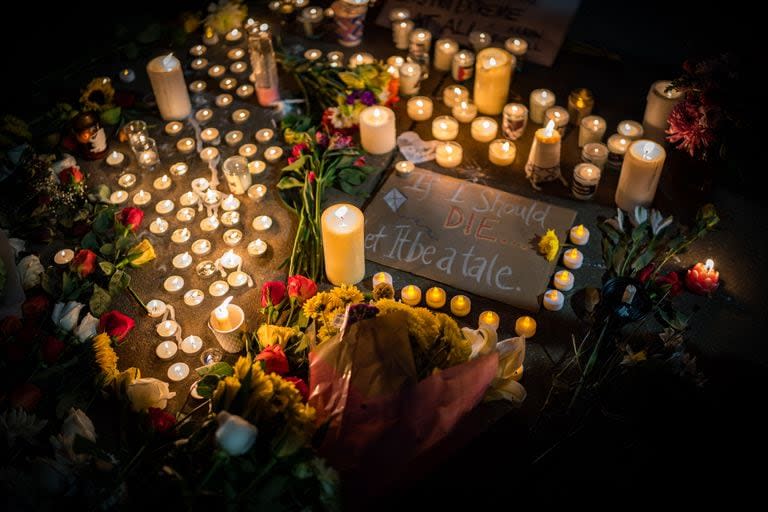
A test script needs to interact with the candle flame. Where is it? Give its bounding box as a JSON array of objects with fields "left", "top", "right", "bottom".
[
  {"left": 642, "top": 142, "right": 654, "bottom": 160},
  {"left": 372, "top": 108, "right": 382, "bottom": 118},
  {"left": 459, "top": 100, "right": 468, "bottom": 109},
  {"left": 162, "top": 53, "right": 175, "bottom": 71},
  {"left": 705, "top": 259, "right": 714, "bottom": 271},
  {"left": 513, "top": 38, "right": 521, "bottom": 45},
  {"left": 624, "top": 122, "right": 631, "bottom": 132},
  {"left": 502, "top": 141, "right": 510, "bottom": 151},
  {"left": 593, "top": 119, "right": 600, "bottom": 126},
  {"left": 541, "top": 90, "right": 548, "bottom": 98},
  {"left": 444, "top": 144, "right": 453, "bottom": 154},
  {"left": 217, "top": 296, "right": 233, "bottom": 313},
  {"left": 544, "top": 120, "right": 555, "bottom": 137}
]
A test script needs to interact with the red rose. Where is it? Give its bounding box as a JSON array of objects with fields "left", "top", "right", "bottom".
[
  {"left": 656, "top": 271, "right": 683, "bottom": 297},
  {"left": 291, "top": 143, "right": 308, "bottom": 158},
  {"left": 148, "top": 407, "right": 176, "bottom": 433},
  {"left": 353, "top": 156, "right": 366, "bottom": 167},
  {"left": 70, "top": 249, "right": 97, "bottom": 278},
  {"left": 636, "top": 263, "right": 655, "bottom": 284},
  {"left": 117, "top": 207, "right": 144, "bottom": 232},
  {"left": 255, "top": 345, "right": 289, "bottom": 375},
  {"left": 41, "top": 336, "right": 66, "bottom": 364},
  {"left": 287, "top": 275, "right": 318, "bottom": 304},
  {"left": 0, "top": 316, "right": 23, "bottom": 339},
  {"left": 284, "top": 376, "right": 309, "bottom": 402},
  {"left": 260, "top": 281, "right": 286, "bottom": 308},
  {"left": 22, "top": 295, "right": 51, "bottom": 322},
  {"left": 9, "top": 383, "right": 42, "bottom": 411},
  {"left": 98, "top": 310, "right": 136, "bottom": 343},
  {"left": 58, "top": 166, "right": 84, "bottom": 187}
]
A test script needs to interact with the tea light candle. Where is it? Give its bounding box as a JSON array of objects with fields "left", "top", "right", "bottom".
[
  {"left": 200, "top": 214, "right": 220, "bottom": 232},
  {"left": 227, "top": 47, "right": 245, "bottom": 60},
  {"left": 227, "top": 270, "right": 250, "bottom": 288},
  {"left": 435, "top": 141, "right": 463, "bottom": 168},
  {"left": 156, "top": 320, "right": 179, "bottom": 338},
  {"left": 165, "top": 121, "right": 183, "bottom": 136},
  {"left": 395, "top": 160, "right": 415, "bottom": 176},
  {"left": 616, "top": 140, "right": 666, "bottom": 211},
  {"left": 471, "top": 117, "right": 498, "bottom": 142},
  {"left": 208, "top": 65, "right": 226, "bottom": 78},
  {"left": 425, "top": 287, "right": 446, "bottom": 308},
  {"left": 178, "top": 192, "right": 198, "bottom": 208},
  {"left": 149, "top": 217, "right": 169, "bottom": 234},
  {"left": 219, "top": 249, "right": 242, "bottom": 270},
  {"left": 304, "top": 48, "right": 322, "bottom": 61},
  {"left": 171, "top": 227, "right": 191, "bottom": 244},
  {"left": 164, "top": 275, "right": 185, "bottom": 293},
  {"left": 443, "top": 85, "right": 469, "bottom": 108},
  {"left": 562, "top": 248, "right": 584, "bottom": 270},
  {"left": 230, "top": 61, "right": 248, "bottom": 74},
  {"left": 264, "top": 146, "right": 283, "bottom": 162},
  {"left": 255, "top": 128, "right": 274, "bottom": 143},
  {"left": 399, "top": 62, "right": 421, "bottom": 95},
  {"left": 238, "top": 144, "right": 258, "bottom": 158},
  {"left": 321, "top": 204, "right": 365, "bottom": 285},
  {"left": 156, "top": 340, "right": 178, "bottom": 360},
  {"left": 327, "top": 51, "right": 344, "bottom": 68},
  {"left": 450, "top": 295, "right": 471, "bottom": 317},
  {"left": 176, "top": 137, "right": 196, "bottom": 154},
  {"left": 452, "top": 50, "right": 475, "bottom": 82},
  {"left": 432, "top": 116, "right": 459, "bottom": 141},
  {"left": 220, "top": 77, "right": 237, "bottom": 91},
  {"left": 54, "top": 249, "right": 75, "bottom": 265},
  {"left": 221, "top": 211, "right": 240, "bottom": 227},
  {"left": 515, "top": 316, "right": 536, "bottom": 338},
  {"left": 195, "top": 108, "right": 213, "bottom": 123},
  {"left": 190, "top": 45, "right": 206, "bottom": 57},
  {"left": 252, "top": 215, "right": 273, "bottom": 231},
  {"left": 474, "top": 47, "right": 514, "bottom": 115},
  {"left": 543, "top": 289, "right": 564, "bottom": 311},
  {"left": 200, "top": 147, "right": 220, "bottom": 165},
  {"left": 247, "top": 238, "right": 268, "bottom": 256},
  {"left": 221, "top": 194, "right": 240, "bottom": 211},
  {"left": 617, "top": 120, "right": 644, "bottom": 140},
  {"left": 553, "top": 270, "right": 574, "bottom": 292},
  {"left": 572, "top": 163, "right": 602, "bottom": 200},
  {"left": 642, "top": 80, "right": 683, "bottom": 143},
  {"left": 392, "top": 19, "right": 414, "bottom": 50},
  {"left": 176, "top": 207, "right": 196, "bottom": 223},
  {"left": 118, "top": 174, "right": 137, "bottom": 189},
  {"left": 153, "top": 175, "right": 172, "bottom": 191},
  {"left": 146, "top": 299, "right": 167, "bottom": 318},
  {"left": 191, "top": 239, "right": 212, "bottom": 256},
  {"left": 545, "top": 106, "right": 570, "bottom": 135},
  {"left": 110, "top": 190, "right": 129, "bottom": 204},
  {"left": 106, "top": 150, "right": 125, "bottom": 166},
  {"left": 360, "top": 106, "right": 396, "bottom": 155},
  {"left": 406, "top": 96, "right": 433, "bottom": 121},
  {"left": 231, "top": 109, "right": 250, "bottom": 124},
  {"left": 201, "top": 128, "right": 221, "bottom": 145},
  {"left": 530, "top": 89, "right": 556, "bottom": 124},
  {"left": 169, "top": 250, "right": 193, "bottom": 270},
  {"left": 372, "top": 271, "right": 393, "bottom": 287},
  {"left": 167, "top": 362, "right": 190, "bottom": 382},
  {"left": 582, "top": 142, "right": 609, "bottom": 170},
  {"left": 452, "top": 101, "right": 478, "bottom": 123},
  {"left": 349, "top": 52, "right": 374, "bottom": 68},
  {"left": 209, "top": 280, "right": 230, "bottom": 297},
  {"left": 133, "top": 190, "right": 152, "bottom": 206},
  {"left": 223, "top": 229, "right": 243, "bottom": 246},
  {"left": 119, "top": 68, "right": 136, "bottom": 82},
  {"left": 190, "top": 58, "right": 208, "bottom": 70},
  {"left": 181, "top": 335, "right": 203, "bottom": 353},
  {"left": 249, "top": 160, "right": 267, "bottom": 175},
  {"left": 387, "top": 55, "right": 405, "bottom": 69},
  {"left": 216, "top": 94, "right": 234, "bottom": 108},
  {"left": 225, "top": 27, "right": 243, "bottom": 42},
  {"left": 606, "top": 135, "right": 631, "bottom": 170},
  {"left": 578, "top": 116, "right": 607, "bottom": 147},
  {"left": 192, "top": 178, "right": 210, "bottom": 194},
  {"left": 400, "top": 285, "right": 422, "bottom": 306},
  {"left": 225, "top": 131, "right": 244, "bottom": 147},
  {"left": 183, "top": 290, "right": 204, "bottom": 307},
  {"left": 169, "top": 162, "right": 189, "bottom": 177},
  {"left": 189, "top": 80, "right": 207, "bottom": 94},
  {"left": 478, "top": 311, "right": 500, "bottom": 331},
  {"left": 569, "top": 225, "right": 590, "bottom": 245},
  {"left": 155, "top": 200, "right": 175, "bottom": 217},
  {"left": 247, "top": 184, "right": 267, "bottom": 202},
  {"left": 488, "top": 139, "right": 517, "bottom": 166}
]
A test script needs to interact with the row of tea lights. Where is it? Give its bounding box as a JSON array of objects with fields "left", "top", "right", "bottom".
[{"left": 542, "top": 225, "right": 591, "bottom": 312}]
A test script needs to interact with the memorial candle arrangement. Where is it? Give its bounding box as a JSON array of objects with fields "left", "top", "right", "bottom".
[
  {"left": 321, "top": 203, "right": 365, "bottom": 285},
  {"left": 474, "top": 48, "right": 514, "bottom": 115},
  {"left": 147, "top": 54, "right": 191, "bottom": 120}
]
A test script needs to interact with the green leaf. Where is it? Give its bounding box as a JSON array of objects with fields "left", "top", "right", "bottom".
[
  {"left": 116, "top": 236, "right": 133, "bottom": 253},
  {"left": 100, "top": 243, "right": 115, "bottom": 257},
  {"left": 612, "top": 245, "right": 627, "bottom": 276},
  {"left": 81, "top": 232, "right": 100, "bottom": 251},
  {"left": 277, "top": 176, "right": 304, "bottom": 191},
  {"left": 89, "top": 285, "right": 112, "bottom": 317},
  {"left": 280, "top": 155, "right": 308, "bottom": 173},
  {"left": 92, "top": 208, "right": 114, "bottom": 235},
  {"left": 109, "top": 270, "right": 130, "bottom": 296},
  {"left": 100, "top": 107, "right": 122, "bottom": 126},
  {"left": 631, "top": 224, "right": 649, "bottom": 244},
  {"left": 195, "top": 374, "right": 221, "bottom": 399},
  {"left": 99, "top": 261, "right": 115, "bottom": 276},
  {"left": 196, "top": 362, "right": 234, "bottom": 379}
]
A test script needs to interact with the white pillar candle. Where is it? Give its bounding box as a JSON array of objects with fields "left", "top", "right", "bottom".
[
  {"left": 172, "top": 227, "right": 191, "bottom": 244},
  {"left": 176, "top": 137, "right": 195, "bottom": 154},
  {"left": 154, "top": 200, "right": 174, "bottom": 215},
  {"left": 545, "top": 106, "right": 569, "bottom": 135},
  {"left": 582, "top": 142, "right": 609, "bottom": 170},
  {"left": 471, "top": 117, "right": 498, "bottom": 142},
  {"left": 553, "top": 270, "right": 574, "bottom": 292},
  {"left": 526, "top": 120, "right": 561, "bottom": 175},
  {"left": 435, "top": 141, "right": 463, "bottom": 168},
  {"left": 399, "top": 62, "right": 422, "bottom": 96},
  {"left": 395, "top": 160, "right": 415, "bottom": 176},
  {"left": 54, "top": 249, "right": 75, "bottom": 265},
  {"left": 247, "top": 238, "right": 268, "bottom": 256},
  {"left": 616, "top": 140, "right": 666, "bottom": 211},
  {"left": 542, "top": 289, "right": 564, "bottom": 311},
  {"left": 578, "top": 115, "right": 607, "bottom": 147},
  {"left": 432, "top": 116, "right": 459, "bottom": 140},
  {"left": 407, "top": 96, "right": 433, "bottom": 121},
  {"left": 400, "top": 285, "right": 422, "bottom": 306},
  {"left": 434, "top": 38, "right": 458, "bottom": 71},
  {"left": 478, "top": 310, "right": 500, "bottom": 331},
  {"left": 488, "top": 139, "right": 516, "bottom": 166},
  {"left": 452, "top": 101, "right": 478, "bottom": 123},
  {"left": 569, "top": 224, "right": 590, "bottom": 245},
  {"left": 392, "top": 19, "right": 414, "bottom": 50},
  {"left": 529, "top": 89, "right": 556, "bottom": 124},
  {"left": 617, "top": 120, "right": 644, "bottom": 140},
  {"left": 515, "top": 316, "right": 536, "bottom": 338},
  {"left": 474, "top": 48, "right": 514, "bottom": 115},
  {"left": 425, "top": 287, "right": 446, "bottom": 308},
  {"left": 172, "top": 251, "right": 193, "bottom": 269},
  {"left": 572, "top": 163, "right": 602, "bottom": 200},
  {"left": 163, "top": 275, "right": 185, "bottom": 293},
  {"left": 216, "top": 94, "right": 233, "bottom": 108},
  {"left": 106, "top": 150, "right": 125, "bottom": 166},
  {"left": 360, "top": 106, "right": 396, "bottom": 154},
  {"left": 606, "top": 134, "right": 631, "bottom": 170},
  {"left": 450, "top": 295, "right": 471, "bottom": 317},
  {"left": 321, "top": 203, "right": 365, "bottom": 285},
  {"left": 183, "top": 290, "right": 205, "bottom": 307},
  {"left": 147, "top": 54, "right": 192, "bottom": 121},
  {"left": 643, "top": 80, "right": 683, "bottom": 143},
  {"left": 255, "top": 128, "right": 275, "bottom": 143},
  {"left": 372, "top": 271, "right": 393, "bottom": 287},
  {"left": 562, "top": 248, "right": 584, "bottom": 270}
]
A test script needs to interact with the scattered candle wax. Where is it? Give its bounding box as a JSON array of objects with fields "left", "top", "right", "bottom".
[
  {"left": 191, "top": 239, "right": 212, "bottom": 256},
  {"left": 425, "top": 287, "right": 446, "bottom": 308},
  {"left": 171, "top": 227, "right": 191, "bottom": 244},
  {"left": 400, "top": 285, "right": 422, "bottom": 306},
  {"left": 255, "top": 128, "right": 274, "bottom": 143},
  {"left": 569, "top": 225, "right": 590, "bottom": 245},
  {"left": 450, "top": 295, "right": 471, "bottom": 317},
  {"left": 395, "top": 160, "right": 415, "bottom": 176},
  {"left": 176, "top": 207, "right": 196, "bottom": 223},
  {"left": 372, "top": 271, "right": 393, "bottom": 287},
  {"left": 478, "top": 310, "right": 500, "bottom": 331},
  {"left": 176, "top": 137, "right": 196, "bottom": 154},
  {"left": 169, "top": 162, "right": 189, "bottom": 177},
  {"left": 118, "top": 173, "right": 136, "bottom": 188},
  {"left": 156, "top": 340, "right": 178, "bottom": 360},
  {"left": 165, "top": 121, "right": 183, "bottom": 136},
  {"left": 223, "top": 228, "right": 244, "bottom": 246},
  {"left": 110, "top": 190, "right": 128, "bottom": 204},
  {"left": 167, "top": 362, "right": 190, "bottom": 382},
  {"left": 562, "top": 248, "right": 584, "bottom": 270},
  {"left": 221, "top": 211, "right": 240, "bottom": 227},
  {"left": 553, "top": 270, "right": 575, "bottom": 291},
  {"left": 106, "top": 150, "right": 125, "bottom": 166},
  {"left": 252, "top": 215, "right": 273, "bottom": 231},
  {"left": 54, "top": 249, "right": 75, "bottom": 265},
  {"left": 172, "top": 251, "right": 193, "bottom": 269},
  {"left": 543, "top": 289, "right": 564, "bottom": 311},
  {"left": 149, "top": 217, "right": 169, "bottom": 234},
  {"left": 248, "top": 160, "right": 267, "bottom": 175},
  {"left": 247, "top": 238, "right": 268, "bottom": 256},
  {"left": 153, "top": 174, "right": 172, "bottom": 191},
  {"left": 156, "top": 320, "right": 179, "bottom": 337},
  {"left": 209, "top": 280, "right": 230, "bottom": 297},
  {"left": 183, "top": 289, "right": 205, "bottom": 307},
  {"left": 238, "top": 144, "right": 257, "bottom": 158},
  {"left": 181, "top": 335, "right": 203, "bottom": 353},
  {"left": 264, "top": 146, "right": 283, "bottom": 162},
  {"left": 146, "top": 299, "right": 167, "bottom": 318},
  {"left": 132, "top": 190, "right": 152, "bottom": 206},
  {"left": 515, "top": 316, "right": 537, "bottom": 338},
  {"left": 247, "top": 184, "right": 267, "bottom": 202},
  {"left": 231, "top": 109, "right": 250, "bottom": 124},
  {"left": 216, "top": 94, "right": 233, "bottom": 107}
]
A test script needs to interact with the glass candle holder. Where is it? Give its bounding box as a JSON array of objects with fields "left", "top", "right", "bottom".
[
  {"left": 408, "top": 28, "right": 432, "bottom": 79},
  {"left": 432, "top": 116, "right": 459, "bottom": 141},
  {"left": 407, "top": 96, "right": 433, "bottom": 121},
  {"left": 452, "top": 50, "right": 475, "bottom": 82},
  {"left": 502, "top": 103, "right": 528, "bottom": 140},
  {"left": 568, "top": 88, "right": 594, "bottom": 125},
  {"left": 222, "top": 156, "right": 252, "bottom": 195}
]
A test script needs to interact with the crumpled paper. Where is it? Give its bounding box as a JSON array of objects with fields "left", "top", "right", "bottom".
[{"left": 397, "top": 131, "right": 439, "bottom": 163}]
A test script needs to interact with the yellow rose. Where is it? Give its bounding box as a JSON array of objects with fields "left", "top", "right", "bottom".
[
  {"left": 538, "top": 229, "right": 560, "bottom": 262},
  {"left": 256, "top": 324, "right": 299, "bottom": 349},
  {"left": 126, "top": 239, "right": 156, "bottom": 267}
]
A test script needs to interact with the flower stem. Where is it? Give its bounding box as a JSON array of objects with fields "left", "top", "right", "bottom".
[{"left": 127, "top": 284, "right": 148, "bottom": 314}]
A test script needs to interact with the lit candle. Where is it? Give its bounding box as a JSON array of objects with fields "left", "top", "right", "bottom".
[
  {"left": 553, "top": 270, "right": 575, "bottom": 292},
  {"left": 230, "top": 60, "right": 248, "bottom": 74},
  {"left": 372, "top": 271, "right": 393, "bottom": 287},
  {"left": 470, "top": 117, "right": 498, "bottom": 142},
  {"left": 616, "top": 140, "right": 666, "bottom": 211},
  {"left": 211, "top": 296, "right": 234, "bottom": 331},
  {"left": 392, "top": 19, "right": 414, "bottom": 50},
  {"left": 219, "top": 77, "right": 237, "bottom": 91},
  {"left": 432, "top": 116, "right": 459, "bottom": 141},
  {"left": 386, "top": 55, "right": 405, "bottom": 69},
  {"left": 219, "top": 250, "right": 242, "bottom": 270},
  {"left": 228, "top": 47, "right": 245, "bottom": 60},
  {"left": 502, "top": 103, "right": 528, "bottom": 140},
  {"left": 562, "top": 248, "right": 584, "bottom": 270},
  {"left": 321, "top": 203, "right": 365, "bottom": 285},
  {"left": 572, "top": 163, "right": 602, "bottom": 200},
  {"left": 105, "top": 150, "right": 125, "bottom": 166},
  {"left": 216, "top": 94, "right": 233, "bottom": 108},
  {"left": 247, "top": 238, "right": 268, "bottom": 256},
  {"left": 221, "top": 194, "right": 240, "bottom": 211},
  {"left": 191, "top": 178, "right": 210, "bottom": 194},
  {"left": 578, "top": 116, "right": 607, "bottom": 147},
  {"left": 191, "top": 239, "right": 212, "bottom": 256},
  {"left": 181, "top": 335, "right": 203, "bottom": 353},
  {"left": 685, "top": 259, "right": 720, "bottom": 295},
  {"left": 348, "top": 52, "right": 374, "bottom": 68},
  {"left": 163, "top": 275, "right": 185, "bottom": 293},
  {"left": 183, "top": 289, "right": 205, "bottom": 307},
  {"left": 146, "top": 299, "right": 167, "bottom": 318},
  {"left": 545, "top": 106, "right": 570, "bottom": 136},
  {"left": 567, "top": 88, "right": 594, "bottom": 125},
  {"left": 525, "top": 120, "right": 561, "bottom": 180},
  {"left": 171, "top": 227, "right": 191, "bottom": 244},
  {"left": 409, "top": 28, "right": 432, "bottom": 73},
  {"left": 617, "top": 120, "right": 644, "bottom": 140},
  {"left": 435, "top": 141, "right": 463, "bottom": 168},
  {"left": 360, "top": 106, "right": 397, "bottom": 155},
  {"left": 246, "top": 184, "right": 267, "bottom": 202},
  {"left": 504, "top": 37, "right": 528, "bottom": 69},
  {"left": 248, "top": 160, "right": 267, "bottom": 175},
  {"left": 643, "top": 80, "right": 683, "bottom": 143},
  {"left": 223, "top": 228, "right": 243, "bottom": 246},
  {"left": 264, "top": 146, "right": 283, "bottom": 163},
  {"left": 189, "top": 45, "right": 206, "bottom": 57},
  {"left": 236, "top": 83, "right": 254, "bottom": 98},
  {"left": 153, "top": 174, "right": 172, "bottom": 191},
  {"left": 478, "top": 311, "right": 500, "bottom": 331},
  {"left": 167, "top": 362, "right": 190, "bottom": 382},
  {"left": 208, "top": 64, "right": 226, "bottom": 78},
  {"left": 515, "top": 316, "right": 536, "bottom": 338},
  {"left": 231, "top": 109, "right": 250, "bottom": 124},
  {"left": 227, "top": 270, "right": 250, "bottom": 288},
  {"left": 149, "top": 217, "right": 169, "bottom": 235},
  {"left": 529, "top": 89, "right": 556, "bottom": 124},
  {"left": 582, "top": 142, "right": 609, "bottom": 170},
  {"left": 119, "top": 68, "right": 136, "bottom": 82},
  {"left": 156, "top": 320, "right": 179, "bottom": 338},
  {"left": 132, "top": 189, "right": 152, "bottom": 206},
  {"left": 201, "top": 128, "right": 221, "bottom": 145},
  {"left": 172, "top": 251, "right": 193, "bottom": 270},
  {"left": 200, "top": 147, "right": 220, "bottom": 165},
  {"left": 569, "top": 224, "right": 590, "bottom": 245},
  {"left": 226, "top": 27, "right": 243, "bottom": 41},
  {"left": 118, "top": 173, "right": 136, "bottom": 188},
  {"left": 395, "top": 160, "right": 415, "bottom": 176},
  {"left": 252, "top": 215, "right": 273, "bottom": 231},
  {"left": 195, "top": 108, "right": 213, "bottom": 123},
  {"left": 147, "top": 54, "right": 191, "bottom": 120},
  {"left": 200, "top": 214, "right": 220, "bottom": 232},
  {"left": 54, "top": 249, "right": 75, "bottom": 265},
  {"left": 137, "top": 142, "right": 159, "bottom": 169},
  {"left": 110, "top": 190, "right": 128, "bottom": 204},
  {"left": 434, "top": 38, "right": 459, "bottom": 71},
  {"left": 327, "top": 51, "right": 343, "bottom": 68},
  {"left": 452, "top": 50, "right": 475, "bottom": 82},
  {"left": 474, "top": 48, "right": 514, "bottom": 115},
  {"left": 488, "top": 139, "right": 517, "bottom": 166},
  {"left": 398, "top": 62, "right": 421, "bottom": 95},
  {"left": 190, "top": 58, "right": 208, "bottom": 70},
  {"left": 176, "top": 137, "right": 195, "bottom": 154},
  {"left": 176, "top": 207, "right": 196, "bottom": 223},
  {"left": 238, "top": 144, "right": 258, "bottom": 158},
  {"left": 304, "top": 48, "right": 322, "bottom": 61},
  {"left": 406, "top": 96, "right": 433, "bottom": 121},
  {"left": 443, "top": 85, "right": 469, "bottom": 108},
  {"left": 400, "top": 285, "right": 422, "bottom": 306},
  {"left": 469, "top": 30, "right": 492, "bottom": 51},
  {"left": 452, "top": 101, "right": 478, "bottom": 123},
  {"left": 450, "top": 295, "right": 471, "bottom": 317},
  {"left": 156, "top": 340, "right": 178, "bottom": 360},
  {"left": 221, "top": 211, "right": 240, "bottom": 227},
  {"left": 225, "top": 131, "right": 244, "bottom": 147},
  {"left": 543, "top": 289, "right": 564, "bottom": 311},
  {"left": 165, "top": 121, "right": 183, "bottom": 136},
  {"left": 202, "top": 25, "right": 219, "bottom": 45},
  {"left": 255, "top": 128, "right": 275, "bottom": 143},
  {"left": 179, "top": 191, "right": 198, "bottom": 207},
  {"left": 425, "top": 287, "right": 446, "bottom": 308},
  {"left": 209, "top": 280, "right": 230, "bottom": 297},
  {"left": 169, "top": 162, "right": 189, "bottom": 177}
]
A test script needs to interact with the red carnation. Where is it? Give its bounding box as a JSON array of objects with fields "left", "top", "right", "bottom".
[
  {"left": 117, "top": 207, "right": 144, "bottom": 232},
  {"left": 40, "top": 336, "right": 66, "bottom": 364},
  {"left": 284, "top": 376, "right": 309, "bottom": 402},
  {"left": 287, "top": 275, "right": 318, "bottom": 304},
  {"left": 98, "top": 310, "right": 136, "bottom": 343},
  {"left": 9, "top": 383, "right": 42, "bottom": 411},
  {"left": 70, "top": 249, "right": 97, "bottom": 278},
  {"left": 148, "top": 407, "right": 176, "bottom": 433},
  {"left": 260, "top": 281, "right": 286, "bottom": 308},
  {"left": 58, "top": 166, "right": 85, "bottom": 187},
  {"left": 21, "top": 295, "right": 51, "bottom": 322},
  {"left": 656, "top": 271, "right": 684, "bottom": 297},
  {"left": 255, "top": 344, "right": 289, "bottom": 375}
]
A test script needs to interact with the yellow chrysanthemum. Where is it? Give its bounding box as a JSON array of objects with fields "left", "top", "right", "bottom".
[
  {"left": 374, "top": 299, "right": 439, "bottom": 351},
  {"left": 80, "top": 77, "right": 115, "bottom": 112},
  {"left": 302, "top": 292, "right": 329, "bottom": 320},
  {"left": 538, "top": 229, "right": 560, "bottom": 262},
  {"left": 233, "top": 355, "right": 252, "bottom": 380},
  {"left": 256, "top": 324, "right": 300, "bottom": 349},
  {"left": 331, "top": 284, "right": 364, "bottom": 305},
  {"left": 316, "top": 324, "right": 339, "bottom": 344},
  {"left": 92, "top": 333, "right": 118, "bottom": 382},
  {"left": 435, "top": 313, "right": 471, "bottom": 365}
]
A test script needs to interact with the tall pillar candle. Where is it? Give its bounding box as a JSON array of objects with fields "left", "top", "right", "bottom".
[
  {"left": 399, "top": 62, "right": 421, "bottom": 95},
  {"left": 434, "top": 38, "right": 459, "bottom": 71},
  {"left": 147, "top": 54, "right": 191, "bottom": 121},
  {"left": 359, "top": 106, "right": 396, "bottom": 154},
  {"left": 322, "top": 203, "right": 365, "bottom": 285},
  {"left": 474, "top": 48, "right": 514, "bottom": 115},
  {"left": 525, "top": 120, "right": 561, "bottom": 187},
  {"left": 642, "top": 80, "right": 683, "bottom": 143},
  {"left": 616, "top": 140, "right": 666, "bottom": 211},
  {"left": 392, "top": 19, "right": 414, "bottom": 50}
]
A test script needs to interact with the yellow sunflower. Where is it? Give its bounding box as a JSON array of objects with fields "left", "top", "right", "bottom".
[
  {"left": 80, "top": 77, "right": 115, "bottom": 112},
  {"left": 92, "top": 333, "right": 118, "bottom": 382}
]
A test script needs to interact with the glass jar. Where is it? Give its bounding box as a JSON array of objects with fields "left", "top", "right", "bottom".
[{"left": 222, "top": 156, "right": 252, "bottom": 195}]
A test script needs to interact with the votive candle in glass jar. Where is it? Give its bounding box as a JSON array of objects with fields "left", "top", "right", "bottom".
[
  {"left": 435, "top": 141, "right": 463, "bottom": 168},
  {"left": 502, "top": 103, "right": 528, "bottom": 140},
  {"left": 568, "top": 88, "right": 594, "bottom": 125},
  {"left": 530, "top": 89, "right": 555, "bottom": 124},
  {"left": 407, "top": 96, "right": 433, "bottom": 121},
  {"left": 470, "top": 117, "right": 498, "bottom": 142},
  {"left": 504, "top": 37, "right": 528, "bottom": 71},
  {"left": 571, "top": 163, "right": 602, "bottom": 200},
  {"left": 617, "top": 120, "right": 644, "bottom": 140},
  {"left": 452, "top": 101, "right": 478, "bottom": 123},
  {"left": 392, "top": 19, "right": 414, "bottom": 50},
  {"left": 582, "top": 142, "right": 609, "bottom": 170},
  {"left": 434, "top": 38, "right": 459, "bottom": 71},
  {"left": 399, "top": 62, "right": 421, "bottom": 96},
  {"left": 451, "top": 50, "right": 475, "bottom": 82},
  {"left": 578, "top": 115, "right": 607, "bottom": 147},
  {"left": 544, "top": 106, "right": 570, "bottom": 136},
  {"left": 443, "top": 84, "right": 469, "bottom": 108},
  {"left": 606, "top": 134, "right": 630, "bottom": 170},
  {"left": 432, "top": 116, "right": 459, "bottom": 141},
  {"left": 488, "top": 139, "right": 516, "bottom": 166},
  {"left": 222, "top": 156, "right": 252, "bottom": 195}
]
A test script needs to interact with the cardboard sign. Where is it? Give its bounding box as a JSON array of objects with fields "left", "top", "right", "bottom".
[
  {"left": 375, "top": 0, "right": 581, "bottom": 67},
  {"left": 364, "top": 167, "right": 576, "bottom": 311}
]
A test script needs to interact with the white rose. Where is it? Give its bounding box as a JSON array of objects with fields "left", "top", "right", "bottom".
[
  {"left": 126, "top": 378, "right": 176, "bottom": 411},
  {"left": 215, "top": 412, "right": 258, "bottom": 456},
  {"left": 49, "top": 408, "right": 97, "bottom": 464},
  {"left": 51, "top": 301, "right": 84, "bottom": 332},
  {"left": 75, "top": 313, "right": 99, "bottom": 341},
  {"left": 17, "top": 254, "right": 44, "bottom": 290}
]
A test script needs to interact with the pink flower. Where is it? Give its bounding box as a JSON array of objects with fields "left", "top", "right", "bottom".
[
  {"left": 353, "top": 156, "right": 366, "bottom": 167},
  {"left": 667, "top": 99, "right": 716, "bottom": 158},
  {"left": 329, "top": 134, "right": 353, "bottom": 150},
  {"left": 315, "top": 130, "right": 329, "bottom": 147},
  {"left": 291, "top": 143, "right": 308, "bottom": 158}
]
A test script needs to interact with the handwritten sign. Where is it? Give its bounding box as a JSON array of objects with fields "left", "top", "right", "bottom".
[
  {"left": 364, "top": 167, "right": 576, "bottom": 311},
  {"left": 375, "top": 0, "right": 580, "bottom": 67}
]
